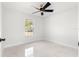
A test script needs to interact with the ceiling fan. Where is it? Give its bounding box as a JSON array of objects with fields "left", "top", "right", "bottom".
[{"left": 32, "top": 2, "right": 54, "bottom": 16}]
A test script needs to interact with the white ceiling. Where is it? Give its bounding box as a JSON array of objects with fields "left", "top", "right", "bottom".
[{"left": 2, "top": 2, "right": 77, "bottom": 18}]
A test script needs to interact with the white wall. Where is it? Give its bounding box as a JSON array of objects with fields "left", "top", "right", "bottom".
[
  {"left": 44, "top": 5, "right": 78, "bottom": 48},
  {"left": 0, "top": 2, "right": 2, "bottom": 56},
  {"left": 78, "top": 3, "right": 79, "bottom": 41},
  {"left": 2, "top": 6, "right": 44, "bottom": 48},
  {"left": 0, "top": 3, "right": 2, "bottom": 38}
]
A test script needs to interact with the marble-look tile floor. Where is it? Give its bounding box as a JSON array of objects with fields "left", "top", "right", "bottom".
[{"left": 2, "top": 40, "right": 78, "bottom": 57}]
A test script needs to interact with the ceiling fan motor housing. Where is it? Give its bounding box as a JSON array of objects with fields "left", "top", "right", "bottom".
[{"left": 40, "top": 8, "right": 44, "bottom": 11}]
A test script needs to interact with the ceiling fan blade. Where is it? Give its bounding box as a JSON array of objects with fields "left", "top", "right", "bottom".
[
  {"left": 44, "top": 10, "right": 54, "bottom": 12},
  {"left": 32, "top": 11, "right": 40, "bottom": 14},
  {"left": 40, "top": 3, "right": 44, "bottom": 8},
  {"left": 33, "top": 6, "right": 40, "bottom": 10},
  {"left": 42, "top": 2, "right": 51, "bottom": 10}
]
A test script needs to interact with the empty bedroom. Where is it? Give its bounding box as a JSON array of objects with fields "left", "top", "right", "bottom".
[{"left": 0, "top": 2, "right": 78, "bottom": 57}]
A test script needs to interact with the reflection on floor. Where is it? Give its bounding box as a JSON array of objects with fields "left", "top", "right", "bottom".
[{"left": 2, "top": 40, "right": 78, "bottom": 57}]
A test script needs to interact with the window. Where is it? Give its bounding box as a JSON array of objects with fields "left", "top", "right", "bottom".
[{"left": 25, "top": 19, "right": 33, "bottom": 36}]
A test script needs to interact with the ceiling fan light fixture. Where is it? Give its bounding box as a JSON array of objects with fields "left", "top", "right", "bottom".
[{"left": 41, "top": 12, "right": 44, "bottom": 15}]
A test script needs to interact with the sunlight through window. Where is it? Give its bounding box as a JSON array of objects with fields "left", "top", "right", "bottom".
[{"left": 25, "top": 19, "right": 33, "bottom": 37}]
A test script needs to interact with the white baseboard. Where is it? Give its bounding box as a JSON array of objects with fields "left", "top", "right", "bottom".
[
  {"left": 3, "top": 42, "right": 26, "bottom": 48},
  {"left": 3, "top": 39, "right": 77, "bottom": 49},
  {"left": 46, "top": 39, "right": 78, "bottom": 49},
  {"left": 3, "top": 39, "right": 43, "bottom": 48}
]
